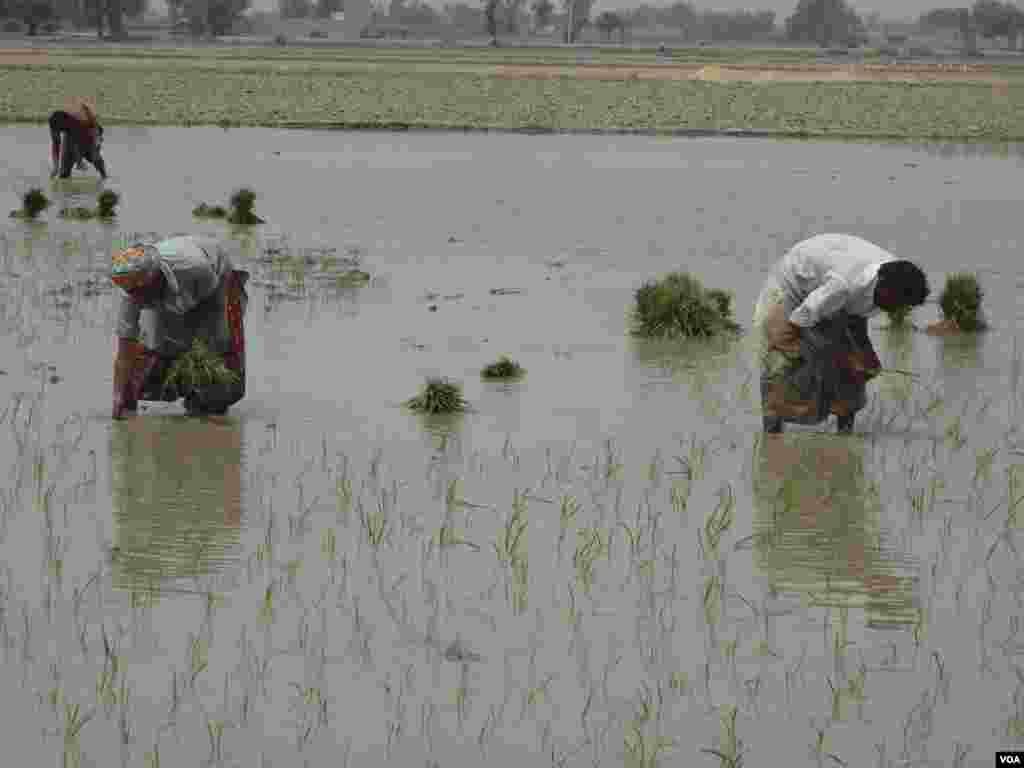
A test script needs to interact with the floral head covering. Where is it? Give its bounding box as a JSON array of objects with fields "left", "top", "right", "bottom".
[{"left": 111, "top": 244, "right": 161, "bottom": 292}]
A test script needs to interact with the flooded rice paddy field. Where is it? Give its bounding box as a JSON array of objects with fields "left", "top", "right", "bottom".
[{"left": 1, "top": 127, "right": 1023, "bottom": 767}]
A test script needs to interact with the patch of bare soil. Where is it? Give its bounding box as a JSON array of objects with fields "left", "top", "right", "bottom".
[
  {"left": 493, "top": 61, "right": 1012, "bottom": 85},
  {"left": 0, "top": 48, "right": 50, "bottom": 65}
]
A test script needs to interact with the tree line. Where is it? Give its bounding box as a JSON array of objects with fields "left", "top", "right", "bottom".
[{"left": 3, "top": 0, "right": 1023, "bottom": 47}]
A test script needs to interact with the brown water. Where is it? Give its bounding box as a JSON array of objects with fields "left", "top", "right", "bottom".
[{"left": 1, "top": 127, "right": 1022, "bottom": 767}]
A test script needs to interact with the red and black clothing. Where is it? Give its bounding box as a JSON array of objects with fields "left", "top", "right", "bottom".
[{"left": 49, "top": 110, "right": 107, "bottom": 179}]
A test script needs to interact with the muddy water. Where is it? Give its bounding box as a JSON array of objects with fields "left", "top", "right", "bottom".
[{"left": 1, "top": 128, "right": 1023, "bottom": 767}]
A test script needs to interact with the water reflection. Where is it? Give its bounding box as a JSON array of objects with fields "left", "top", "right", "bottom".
[
  {"left": 752, "top": 434, "right": 918, "bottom": 629},
  {"left": 108, "top": 416, "right": 245, "bottom": 596}
]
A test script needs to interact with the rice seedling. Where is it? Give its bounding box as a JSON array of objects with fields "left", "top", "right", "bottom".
[
  {"left": 62, "top": 701, "right": 95, "bottom": 768},
  {"left": 162, "top": 339, "right": 239, "bottom": 398},
  {"left": 192, "top": 202, "right": 228, "bottom": 219},
  {"left": 883, "top": 304, "right": 914, "bottom": 329},
  {"left": 57, "top": 206, "right": 96, "bottom": 221},
  {"left": 10, "top": 187, "right": 50, "bottom": 220},
  {"left": 937, "top": 272, "right": 987, "bottom": 332},
  {"left": 95, "top": 190, "right": 120, "bottom": 219},
  {"left": 480, "top": 355, "right": 526, "bottom": 381},
  {"left": 573, "top": 527, "right": 607, "bottom": 596},
  {"left": 701, "top": 705, "right": 744, "bottom": 767},
  {"left": 404, "top": 377, "right": 469, "bottom": 414},
  {"left": 228, "top": 188, "right": 265, "bottom": 226},
  {"left": 631, "top": 271, "right": 741, "bottom": 340}
]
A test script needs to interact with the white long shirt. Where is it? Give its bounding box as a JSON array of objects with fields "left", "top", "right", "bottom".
[{"left": 776, "top": 233, "right": 899, "bottom": 328}]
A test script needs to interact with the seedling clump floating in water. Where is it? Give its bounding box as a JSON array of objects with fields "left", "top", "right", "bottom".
[
  {"left": 193, "top": 189, "right": 264, "bottom": 224},
  {"left": 631, "top": 271, "right": 741, "bottom": 339},
  {"left": 96, "top": 190, "right": 120, "bottom": 219},
  {"left": 481, "top": 355, "right": 526, "bottom": 381},
  {"left": 192, "top": 202, "right": 228, "bottom": 219},
  {"left": 227, "top": 188, "right": 264, "bottom": 225},
  {"left": 162, "top": 339, "right": 239, "bottom": 397},
  {"left": 10, "top": 187, "right": 50, "bottom": 220},
  {"left": 405, "top": 377, "right": 468, "bottom": 414},
  {"left": 936, "top": 272, "right": 987, "bottom": 332}
]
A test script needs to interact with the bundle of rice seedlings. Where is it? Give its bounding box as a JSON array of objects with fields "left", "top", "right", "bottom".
[
  {"left": 10, "top": 188, "right": 50, "bottom": 220},
  {"left": 58, "top": 206, "right": 96, "bottom": 220},
  {"left": 938, "top": 272, "right": 986, "bottom": 332},
  {"left": 481, "top": 355, "right": 526, "bottom": 381},
  {"left": 96, "top": 190, "right": 120, "bottom": 219},
  {"left": 192, "top": 202, "right": 228, "bottom": 219},
  {"left": 163, "top": 339, "right": 239, "bottom": 397},
  {"left": 405, "top": 377, "right": 469, "bottom": 414},
  {"left": 227, "top": 188, "right": 264, "bottom": 225},
  {"left": 883, "top": 304, "right": 914, "bottom": 329},
  {"left": 631, "top": 271, "right": 741, "bottom": 339}
]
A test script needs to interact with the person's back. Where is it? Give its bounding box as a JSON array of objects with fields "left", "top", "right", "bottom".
[
  {"left": 776, "top": 233, "right": 898, "bottom": 321},
  {"left": 49, "top": 97, "right": 107, "bottom": 179}
]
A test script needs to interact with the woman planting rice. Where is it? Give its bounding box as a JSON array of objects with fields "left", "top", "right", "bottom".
[
  {"left": 753, "top": 233, "right": 930, "bottom": 434},
  {"left": 48, "top": 97, "right": 107, "bottom": 179},
  {"left": 110, "top": 235, "right": 249, "bottom": 418}
]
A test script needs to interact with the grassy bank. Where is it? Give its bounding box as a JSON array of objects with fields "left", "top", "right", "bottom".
[{"left": 3, "top": 48, "right": 1024, "bottom": 139}]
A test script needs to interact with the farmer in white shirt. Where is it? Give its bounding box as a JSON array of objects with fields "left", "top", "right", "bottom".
[{"left": 753, "top": 233, "right": 930, "bottom": 434}]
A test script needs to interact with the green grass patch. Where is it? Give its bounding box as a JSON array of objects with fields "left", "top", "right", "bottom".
[
  {"left": 481, "top": 355, "right": 526, "bottom": 381},
  {"left": 938, "top": 272, "right": 987, "bottom": 332},
  {"left": 4, "top": 55, "right": 1024, "bottom": 139},
  {"left": 632, "top": 271, "right": 741, "bottom": 340},
  {"left": 405, "top": 377, "right": 469, "bottom": 414}
]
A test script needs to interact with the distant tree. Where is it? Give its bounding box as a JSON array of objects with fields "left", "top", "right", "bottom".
[
  {"left": 20, "top": 0, "right": 51, "bottom": 34},
  {"left": 918, "top": 7, "right": 963, "bottom": 29},
  {"left": 501, "top": 0, "right": 524, "bottom": 32},
  {"left": 445, "top": 1, "right": 481, "bottom": 28},
  {"left": 664, "top": 0, "right": 695, "bottom": 39},
  {"left": 168, "top": 0, "right": 249, "bottom": 36},
  {"left": 785, "top": 0, "right": 865, "bottom": 46},
  {"left": 312, "top": 0, "right": 340, "bottom": 16},
  {"left": 594, "top": 9, "right": 619, "bottom": 39},
  {"left": 482, "top": 0, "right": 496, "bottom": 36},
  {"left": 971, "top": 0, "right": 1022, "bottom": 38},
  {"left": 562, "top": 0, "right": 591, "bottom": 41},
  {"left": 530, "top": 0, "right": 552, "bottom": 29},
  {"left": 699, "top": 9, "right": 775, "bottom": 41},
  {"left": 279, "top": 0, "right": 312, "bottom": 18}
]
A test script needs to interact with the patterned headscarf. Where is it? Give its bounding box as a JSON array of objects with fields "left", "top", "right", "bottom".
[{"left": 111, "top": 244, "right": 161, "bottom": 292}]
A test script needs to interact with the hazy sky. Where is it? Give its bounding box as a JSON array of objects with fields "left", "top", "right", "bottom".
[{"left": 238, "top": 0, "right": 926, "bottom": 23}]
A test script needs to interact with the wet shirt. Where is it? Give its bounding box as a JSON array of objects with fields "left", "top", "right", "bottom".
[
  {"left": 116, "top": 236, "right": 233, "bottom": 340},
  {"left": 776, "top": 233, "right": 898, "bottom": 328}
]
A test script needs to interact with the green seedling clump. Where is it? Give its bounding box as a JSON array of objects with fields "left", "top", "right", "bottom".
[
  {"left": 96, "top": 190, "right": 120, "bottom": 218},
  {"left": 938, "top": 272, "right": 986, "bottom": 332},
  {"left": 193, "top": 203, "right": 228, "bottom": 219},
  {"left": 405, "top": 377, "right": 468, "bottom": 414},
  {"left": 10, "top": 187, "right": 50, "bottom": 220},
  {"left": 163, "top": 339, "right": 239, "bottom": 396},
  {"left": 227, "top": 187, "right": 265, "bottom": 225},
  {"left": 883, "top": 304, "right": 914, "bottom": 329},
  {"left": 632, "top": 271, "right": 741, "bottom": 339},
  {"left": 481, "top": 355, "right": 526, "bottom": 381},
  {"left": 58, "top": 206, "right": 96, "bottom": 220}
]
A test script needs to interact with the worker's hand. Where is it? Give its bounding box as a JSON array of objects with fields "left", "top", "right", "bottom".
[
  {"left": 112, "top": 398, "right": 137, "bottom": 420},
  {"left": 846, "top": 350, "right": 881, "bottom": 383}
]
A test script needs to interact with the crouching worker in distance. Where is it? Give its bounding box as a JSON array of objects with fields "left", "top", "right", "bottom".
[
  {"left": 49, "top": 97, "right": 107, "bottom": 180},
  {"left": 753, "top": 233, "right": 930, "bottom": 434},
  {"left": 111, "top": 235, "right": 249, "bottom": 419}
]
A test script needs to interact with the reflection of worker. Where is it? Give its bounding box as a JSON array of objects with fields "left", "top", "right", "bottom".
[
  {"left": 752, "top": 436, "right": 908, "bottom": 621},
  {"left": 753, "top": 234, "right": 930, "bottom": 433},
  {"left": 49, "top": 97, "right": 107, "bottom": 179},
  {"left": 111, "top": 235, "right": 249, "bottom": 419},
  {"left": 109, "top": 418, "right": 244, "bottom": 592}
]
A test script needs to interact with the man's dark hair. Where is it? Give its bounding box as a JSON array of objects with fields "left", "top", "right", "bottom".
[{"left": 878, "top": 260, "right": 930, "bottom": 306}]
